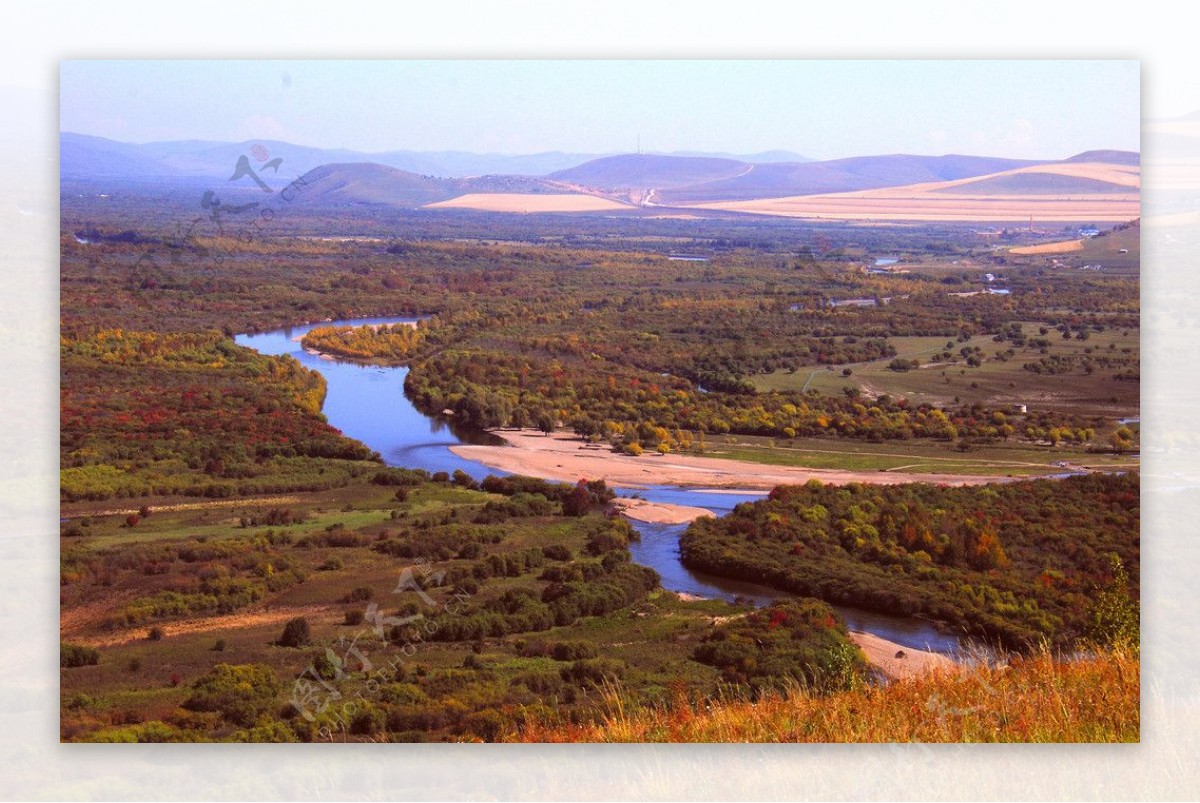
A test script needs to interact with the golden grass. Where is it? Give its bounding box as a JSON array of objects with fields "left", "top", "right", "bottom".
[
  {"left": 1010, "top": 239, "right": 1086, "bottom": 255},
  {"left": 513, "top": 647, "right": 1139, "bottom": 743},
  {"left": 425, "top": 193, "right": 632, "bottom": 213}
]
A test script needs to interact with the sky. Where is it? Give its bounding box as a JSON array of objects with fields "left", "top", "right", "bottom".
[{"left": 61, "top": 60, "right": 1139, "bottom": 160}]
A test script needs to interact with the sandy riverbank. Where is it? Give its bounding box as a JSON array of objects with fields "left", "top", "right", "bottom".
[
  {"left": 611, "top": 497, "right": 715, "bottom": 524},
  {"left": 450, "top": 429, "right": 1009, "bottom": 492},
  {"left": 848, "top": 631, "right": 958, "bottom": 681},
  {"left": 665, "top": 591, "right": 958, "bottom": 681}
]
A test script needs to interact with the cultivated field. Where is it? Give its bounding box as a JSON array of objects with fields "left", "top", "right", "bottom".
[
  {"left": 1009, "top": 239, "right": 1085, "bottom": 255},
  {"left": 691, "top": 162, "right": 1140, "bottom": 222}
]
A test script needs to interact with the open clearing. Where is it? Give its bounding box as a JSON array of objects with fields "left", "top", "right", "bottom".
[
  {"left": 425, "top": 193, "right": 632, "bottom": 213},
  {"left": 695, "top": 432, "right": 1138, "bottom": 477},
  {"left": 753, "top": 325, "right": 1140, "bottom": 417}
]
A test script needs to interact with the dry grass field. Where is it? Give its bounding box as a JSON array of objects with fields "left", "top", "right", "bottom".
[{"left": 514, "top": 646, "right": 1139, "bottom": 742}]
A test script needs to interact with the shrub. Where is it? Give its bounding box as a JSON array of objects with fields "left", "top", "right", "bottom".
[
  {"left": 463, "top": 708, "right": 506, "bottom": 742},
  {"left": 551, "top": 641, "right": 597, "bottom": 661},
  {"left": 344, "top": 609, "right": 365, "bottom": 626},
  {"left": 61, "top": 642, "right": 100, "bottom": 668},
  {"left": 232, "top": 721, "right": 298, "bottom": 743},
  {"left": 147, "top": 626, "right": 165, "bottom": 641},
  {"left": 343, "top": 586, "right": 374, "bottom": 603},
  {"left": 560, "top": 658, "right": 625, "bottom": 686},
  {"left": 371, "top": 468, "right": 429, "bottom": 487},
  {"left": 452, "top": 469, "right": 478, "bottom": 489},
  {"left": 887, "top": 358, "right": 918, "bottom": 372},
  {"left": 542, "top": 544, "right": 572, "bottom": 561},
  {"left": 349, "top": 707, "right": 386, "bottom": 736},
  {"left": 513, "top": 671, "right": 564, "bottom": 695},
  {"left": 1087, "top": 554, "right": 1139, "bottom": 649},
  {"left": 212, "top": 639, "right": 227, "bottom": 652},
  {"left": 278, "top": 617, "right": 311, "bottom": 648},
  {"left": 183, "top": 663, "right": 284, "bottom": 727}
]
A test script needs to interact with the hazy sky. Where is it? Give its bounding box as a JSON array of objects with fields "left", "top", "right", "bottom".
[{"left": 60, "top": 60, "right": 1139, "bottom": 160}]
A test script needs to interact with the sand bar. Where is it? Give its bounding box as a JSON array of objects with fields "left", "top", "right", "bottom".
[
  {"left": 611, "top": 497, "right": 715, "bottom": 524},
  {"left": 450, "top": 429, "right": 1013, "bottom": 492}
]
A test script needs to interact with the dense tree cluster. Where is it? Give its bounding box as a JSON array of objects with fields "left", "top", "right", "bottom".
[
  {"left": 301, "top": 322, "right": 425, "bottom": 362},
  {"left": 694, "top": 600, "right": 866, "bottom": 694},
  {"left": 61, "top": 330, "right": 378, "bottom": 501},
  {"left": 405, "top": 348, "right": 1066, "bottom": 448},
  {"left": 680, "top": 473, "right": 1139, "bottom": 648}
]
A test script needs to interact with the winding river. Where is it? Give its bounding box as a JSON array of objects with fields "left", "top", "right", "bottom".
[{"left": 237, "top": 316, "right": 962, "bottom": 653}]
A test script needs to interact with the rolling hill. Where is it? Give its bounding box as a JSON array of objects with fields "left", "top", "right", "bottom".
[
  {"left": 288, "top": 163, "right": 464, "bottom": 207},
  {"left": 59, "top": 133, "right": 609, "bottom": 180},
  {"left": 653, "top": 154, "right": 1049, "bottom": 203},
  {"left": 1062, "top": 149, "right": 1141, "bottom": 165},
  {"left": 287, "top": 164, "right": 582, "bottom": 209},
  {"left": 60, "top": 133, "right": 1140, "bottom": 222},
  {"left": 60, "top": 133, "right": 809, "bottom": 182},
  {"left": 60, "top": 133, "right": 185, "bottom": 179},
  {"left": 549, "top": 154, "right": 752, "bottom": 190}
]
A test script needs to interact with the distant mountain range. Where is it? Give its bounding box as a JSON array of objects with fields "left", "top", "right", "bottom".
[
  {"left": 59, "top": 133, "right": 809, "bottom": 181},
  {"left": 60, "top": 132, "right": 1139, "bottom": 222}
]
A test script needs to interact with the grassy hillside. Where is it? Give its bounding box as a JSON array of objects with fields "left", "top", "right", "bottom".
[{"left": 514, "top": 646, "right": 1139, "bottom": 742}]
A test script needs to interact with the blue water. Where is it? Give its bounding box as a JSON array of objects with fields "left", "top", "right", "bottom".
[
  {"left": 237, "top": 317, "right": 962, "bottom": 653},
  {"left": 236, "top": 317, "right": 504, "bottom": 480}
]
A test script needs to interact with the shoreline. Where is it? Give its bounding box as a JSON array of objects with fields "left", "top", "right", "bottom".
[
  {"left": 667, "top": 592, "right": 958, "bottom": 681},
  {"left": 847, "top": 631, "right": 959, "bottom": 681},
  {"left": 450, "top": 429, "right": 1016, "bottom": 493}
]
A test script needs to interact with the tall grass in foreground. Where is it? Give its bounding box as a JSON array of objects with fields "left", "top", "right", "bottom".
[{"left": 513, "top": 647, "right": 1139, "bottom": 743}]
